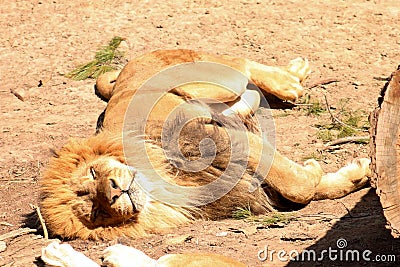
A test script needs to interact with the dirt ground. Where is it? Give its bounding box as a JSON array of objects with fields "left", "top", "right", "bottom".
[{"left": 1, "top": 1, "right": 400, "bottom": 266}]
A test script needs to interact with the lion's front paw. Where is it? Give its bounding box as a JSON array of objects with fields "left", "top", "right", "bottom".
[
  {"left": 102, "top": 244, "right": 157, "bottom": 267},
  {"left": 41, "top": 241, "right": 98, "bottom": 267}
]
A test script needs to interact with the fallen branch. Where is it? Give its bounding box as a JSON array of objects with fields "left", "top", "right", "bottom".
[
  {"left": 308, "top": 78, "right": 339, "bottom": 89},
  {"left": 0, "top": 228, "right": 37, "bottom": 241}
]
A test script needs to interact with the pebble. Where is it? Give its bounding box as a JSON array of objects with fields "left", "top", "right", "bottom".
[
  {"left": 0, "top": 241, "right": 6, "bottom": 252},
  {"left": 216, "top": 231, "right": 228, "bottom": 237}
]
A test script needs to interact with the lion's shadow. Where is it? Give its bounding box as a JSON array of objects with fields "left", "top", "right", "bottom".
[
  {"left": 285, "top": 188, "right": 400, "bottom": 267},
  {"left": 23, "top": 210, "right": 44, "bottom": 237}
]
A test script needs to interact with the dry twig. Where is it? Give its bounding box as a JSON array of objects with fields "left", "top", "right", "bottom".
[
  {"left": 0, "top": 228, "right": 36, "bottom": 241},
  {"left": 30, "top": 204, "right": 48, "bottom": 240},
  {"left": 337, "top": 201, "right": 371, "bottom": 218},
  {"left": 296, "top": 214, "right": 339, "bottom": 220},
  {"left": 324, "top": 136, "right": 369, "bottom": 149},
  {"left": 0, "top": 222, "right": 13, "bottom": 227},
  {"left": 308, "top": 78, "right": 339, "bottom": 89},
  {"left": 0, "top": 178, "right": 31, "bottom": 182}
]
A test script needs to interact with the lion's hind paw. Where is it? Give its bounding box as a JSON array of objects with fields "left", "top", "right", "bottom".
[
  {"left": 102, "top": 244, "right": 157, "bottom": 267},
  {"left": 286, "top": 57, "right": 311, "bottom": 82}
]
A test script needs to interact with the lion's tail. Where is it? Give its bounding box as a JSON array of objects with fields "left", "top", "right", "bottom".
[{"left": 94, "top": 70, "right": 121, "bottom": 102}]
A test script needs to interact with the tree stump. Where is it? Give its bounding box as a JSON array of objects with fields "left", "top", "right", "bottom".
[{"left": 370, "top": 66, "right": 400, "bottom": 237}]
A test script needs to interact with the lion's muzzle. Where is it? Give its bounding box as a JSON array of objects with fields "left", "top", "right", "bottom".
[{"left": 109, "top": 177, "right": 142, "bottom": 213}]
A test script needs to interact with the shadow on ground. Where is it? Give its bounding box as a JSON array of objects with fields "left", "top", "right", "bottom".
[{"left": 286, "top": 189, "right": 400, "bottom": 267}]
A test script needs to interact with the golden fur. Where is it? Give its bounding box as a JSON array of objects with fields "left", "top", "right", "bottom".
[{"left": 40, "top": 49, "right": 371, "bottom": 240}]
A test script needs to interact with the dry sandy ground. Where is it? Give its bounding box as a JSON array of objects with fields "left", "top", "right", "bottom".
[{"left": 1, "top": 1, "right": 400, "bottom": 266}]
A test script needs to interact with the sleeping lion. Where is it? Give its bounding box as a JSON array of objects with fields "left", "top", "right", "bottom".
[{"left": 40, "top": 49, "right": 370, "bottom": 240}]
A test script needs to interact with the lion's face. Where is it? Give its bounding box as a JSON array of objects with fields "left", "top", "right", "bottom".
[{"left": 76, "top": 158, "right": 147, "bottom": 227}]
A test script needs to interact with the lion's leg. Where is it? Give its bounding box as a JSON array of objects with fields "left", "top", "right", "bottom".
[
  {"left": 198, "top": 53, "right": 309, "bottom": 102},
  {"left": 313, "top": 158, "right": 371, "bottom": 200},
  {"left": 245, "top": 58, "right": 310, "bottom": 102},
  {"left": 267, "top": 156, "right": 324, "bottom": 204},
  {"left": 246, "top": 133, "right": 370, "bottom": 204},
  {"left": 248, "top": 133, "right": 323, "bottom": 204}
]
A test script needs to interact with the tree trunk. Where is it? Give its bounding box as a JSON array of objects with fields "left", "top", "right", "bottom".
[{"left": 370, "top": 66, "right": 400, "bottom": 237}]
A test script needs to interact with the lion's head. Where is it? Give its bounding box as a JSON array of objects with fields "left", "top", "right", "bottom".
[
  {"left": 74, "top": 157, "right": 147, "bottom": 227},
  {"left": 40, "top": 132, "right": 192, "bottom": 240}
]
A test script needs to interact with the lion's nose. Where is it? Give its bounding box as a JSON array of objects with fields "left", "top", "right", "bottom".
[{"left": 109, "top": 179, "right": 122, "bottom": 204}]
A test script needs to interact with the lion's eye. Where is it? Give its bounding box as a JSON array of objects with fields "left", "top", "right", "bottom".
[
  {"left": 110, "top": 179, "right": 118, "bottom": 189},
  {"left": 90, "top": 166, "right": 97, "bottom": 180}
]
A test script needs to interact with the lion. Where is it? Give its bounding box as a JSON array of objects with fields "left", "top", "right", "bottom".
[{"left": 40, "top": 49, "right": 371, "bottom": 241}]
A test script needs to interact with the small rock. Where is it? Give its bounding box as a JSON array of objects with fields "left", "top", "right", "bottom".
[
  {"left": 165, "top": 234, "right": 193, "bottom": 245},
  {"left": 0, "top": 241, "right": 6, "bottom": 252},
  {"left": 241, "top": 225, "right": 258, "bottom": 237},
  {"left": 216, "top": 231, "right": 228, "bottom": 237}
]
